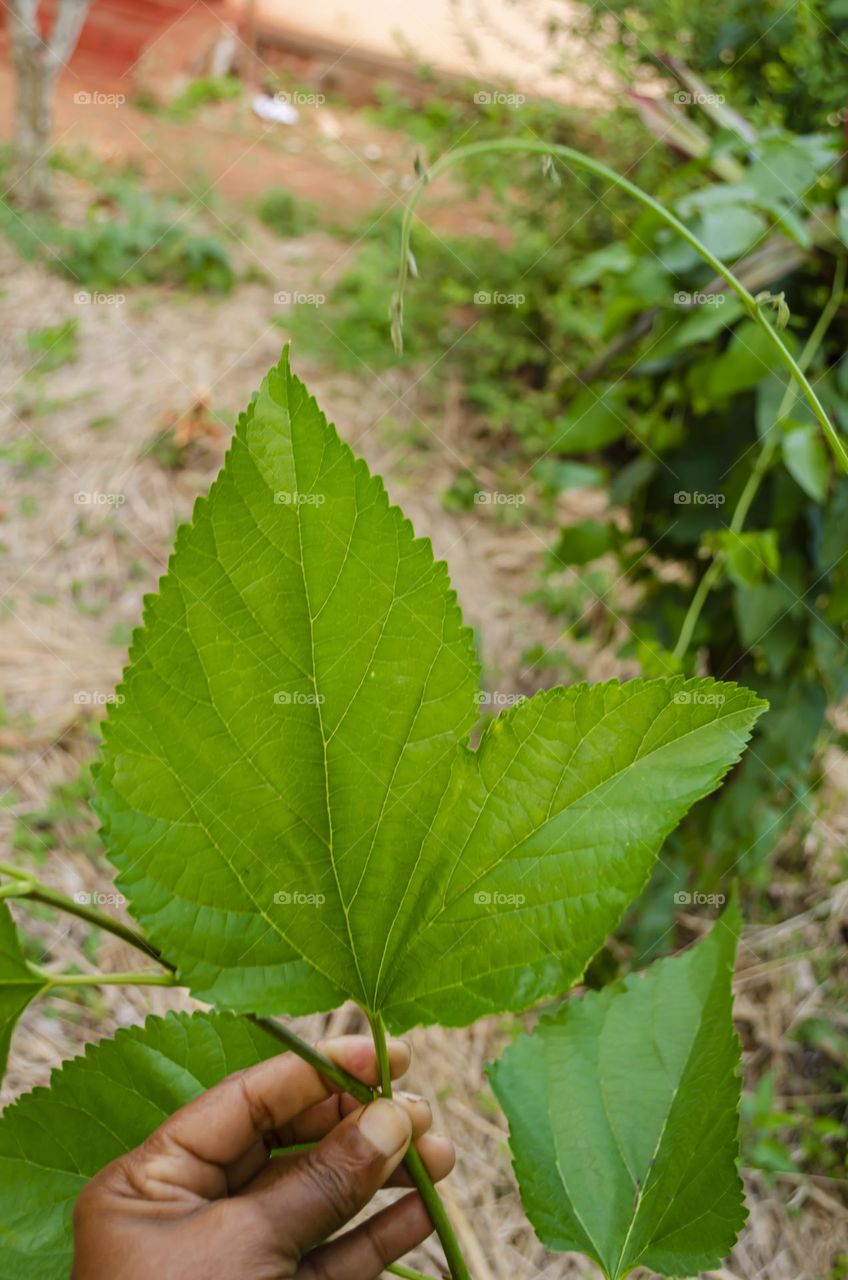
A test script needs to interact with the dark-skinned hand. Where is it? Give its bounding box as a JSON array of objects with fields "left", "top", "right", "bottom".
[{"left": 71, "top": 1034, "right": 453, "bottom": 1280}]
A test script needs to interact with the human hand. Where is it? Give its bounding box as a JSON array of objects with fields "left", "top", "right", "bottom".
[{"left": 71, "top": 1034, "right": 454, "bottom": 1279}]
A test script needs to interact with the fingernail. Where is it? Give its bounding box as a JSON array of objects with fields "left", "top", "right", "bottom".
[
  {"left": 388, "top": 1037, "right": 411, "bottom": 1068},
  {"left": 396, "top": 1090, "right": 429, "bottom": 1108},
  {"left": 358, "top": 1099, "right": 411, "bottom": 1157}
]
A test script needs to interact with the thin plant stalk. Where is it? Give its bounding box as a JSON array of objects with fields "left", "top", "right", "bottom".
[
  {"left": 672, "top": 255, "right": 846, "bottom": 661},
  {"left": 392, "top": 139, "right": 848, "bottom": 475},
  {"left": 370, "top": 1012, "right": 472, "bottom": 1280},
  {"left": 386, "top": 1264, "right": 441, "bottom": 1280},
  {"left": 0, "top": 860, "right": 162, "bottom": 958},
  {"left": 32, "top": 967, "right": 178, "bottom": 988},
  {"left": 368, "top": 1010, "right": 395, "bottom": 1097}
]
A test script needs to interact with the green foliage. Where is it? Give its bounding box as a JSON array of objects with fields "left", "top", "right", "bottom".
[
  {"left": 9, "top": 764, "right": 99, "bottom": 865},
  {"left": 285, "top": 102, "right": 673, "bottom": 414},
  {"left": 564, "top": 0, "right": 848, "bottom": 130},
  {"left": 24, "top": 319, "right": 79, "bottom": 372},
  {"left": 0, "top": 901, "right": 48, "bottom": 1079},
  {"left": 781, "top": 422, "right": 829, "bottom": 502},
  {"left": 54, "top": 187, "right": 234, "bottom": 292},
  {"left": 258, "top": 187, "right": 319, "bottom": 238},
  {"left": 0, "top": 171, "right": 233, "bottom": 293},
  {"left": 0, "top": 1011, "right": 280, "bottom": 1279},
  {"left": 551, "top": 519, "right": 618, "bottom": 566},
  {"left": 167, "top": 75, "right": 242, "bottom": 121},
  {"left": 743, "top": 1017, "right": 848, "bottom": 1183},
  {"left": 94, "top": 350, "right": 765, "bottom": 1031},
  {"left": 563, "top": 110, "right": 846, "bottom": 895},
  {"left": 0, "top": 434, "right": 55, "bottom": 476},
  {"left": 384, "top": 76, "right": 847, "bottom": 916},
  {"left": 490, "top": 897, "right": 744, "bottom": 1279}
]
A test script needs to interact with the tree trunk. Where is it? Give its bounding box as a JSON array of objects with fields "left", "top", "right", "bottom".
[
  {"left": 7, "top": 0, "right": 92, "bottom": 211},
  {"left": 11, "top": 41, "right": 53, "bottom": 210}
]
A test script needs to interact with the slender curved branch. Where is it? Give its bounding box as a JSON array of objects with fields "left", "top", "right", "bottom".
[
  {"left": 0, "top": 860, "right": 165, "bottom": 960},
  {"left": 392, "top": 139, "right": 848, "bottom": 474},
  {"left": 672, "top": 254, "right": 847, "bottom": 661}
]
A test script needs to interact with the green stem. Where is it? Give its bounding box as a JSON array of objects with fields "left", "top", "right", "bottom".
[
  {"left": 369, "top": 1011, "right": 394, "bottom": 1097},
  {"left": 393, "top": 140, "right": 848, "bottom": 474},
  {"left": 247, "top": 1014, "right": 373, "bottom": 1103},
  {"left": 369, "top": 1013, "right": 471, "bottom": 1280},
  {"left": 386, "top": 1264, "right": 441, "bottom": 1280},
  {"left": 32, "top": 967, "right": 178, "bottom": 989},
  {"left": 0, "top": 879, "right": 34, "bottom": 901},
  {"left": 0, "top": 861, "right": 169, "bottom": 963},
  {"left": 672, "top": 254, "right": 846, "bottom": 662}
]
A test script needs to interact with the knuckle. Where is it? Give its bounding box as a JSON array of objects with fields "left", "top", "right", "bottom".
[
  {"left": 359, "top": 1214, "right": 397, "bottom": 1272},
  {"left": 300, "top": 1144, "right": 367, "bottom": 1222},
  {"left": 233, "top": 1070, "right": 277, "bottom": 1136},
  {"left": 119, "top": 1144, "right": 163, "bottom": 1198},
  {"left": 71, "top": 1179, "right": 99, "bottom": 1232}
]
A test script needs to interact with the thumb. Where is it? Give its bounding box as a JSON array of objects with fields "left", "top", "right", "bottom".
[{"left": 247, "top": 1097, "right": 413, "bottom": 1256}]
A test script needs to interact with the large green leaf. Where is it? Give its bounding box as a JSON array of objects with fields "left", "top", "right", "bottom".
[
  {"left": 96, "top": 351, "right": 766, "bottom": 1030},
  {"left": 96, "top": 349, "right": 481, "bottom": 1019},
  {"left": 489, "top": 896, "right": 746, "bottom": 1280},
  {"left": 0, "top": 1011, "right": 281, "bottom": 1280},
  {"left": 0, "top": 900, "right": 47, "bottom": 1082}
]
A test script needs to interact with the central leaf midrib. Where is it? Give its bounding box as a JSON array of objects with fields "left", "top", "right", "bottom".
[
  {"left": 289, "top": 397, "right": 368, "bottom": 1007},
  {"left": 368, "top": 617, "right": 455, "bottom": 1008},
  {"left": 609, "top": 969, "right": 719, "bottom": 1278}
]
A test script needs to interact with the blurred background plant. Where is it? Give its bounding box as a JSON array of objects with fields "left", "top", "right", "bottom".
[
  {"left": 0, "top": 150, "right": 234, "bottom": 290},
  {"left": 295, "top": 36, "right": 848, "bottom": 960},
  {"left": 550, "top": 0, "right": 848, "bottom": 131}
]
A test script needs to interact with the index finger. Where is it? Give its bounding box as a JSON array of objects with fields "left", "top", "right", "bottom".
[{"left": 132, "top": 1034, "right": 411, "bottom": 1191}]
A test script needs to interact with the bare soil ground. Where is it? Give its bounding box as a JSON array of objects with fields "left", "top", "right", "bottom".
[{"left": 1, "top": 67, "right": 847, "bottom": 1280}]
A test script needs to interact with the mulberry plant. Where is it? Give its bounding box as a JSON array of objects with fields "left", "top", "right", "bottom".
[{"left": 0, "top": 350, "right": 766, "bottom": 1280}]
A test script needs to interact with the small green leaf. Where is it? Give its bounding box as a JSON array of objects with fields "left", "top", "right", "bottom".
[
  {"left": 570, "top": 243, "right": 634, "bottom": 287},
  {"left": 658, "top": 296, "right": 744, "bottom": 357},
  {"left": 551, "top": 519, "right": 618, "bottom": 566},
  {"left": 714, "top": 529, "right": 780, "bottom": 588},
  {"left": 706, "top": 321, "right": 785, "bottom": 399},
  {"left": 781, "top": 423, "right": 829, "bottom": 503},
  {"left": 747, "top": 135, "right": 836, "bottom": 203},
  {"left": 549, "top": 385, "right": 629, "bottom": 454},
  {"left": 0, "top": 900, "right": 48, "bottom": 1081},
  {"left": 695, "top": 205, "right": 766, "bottom": 259},
  {"left": 533, "top": 459, "right": 607, "bottom": 493},
  {"left": 0, "top": 1011, "right": 282, "bottom": 1280},
  {"left": 489, "top": 895, "right": 746, "bottom": 1280}
]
